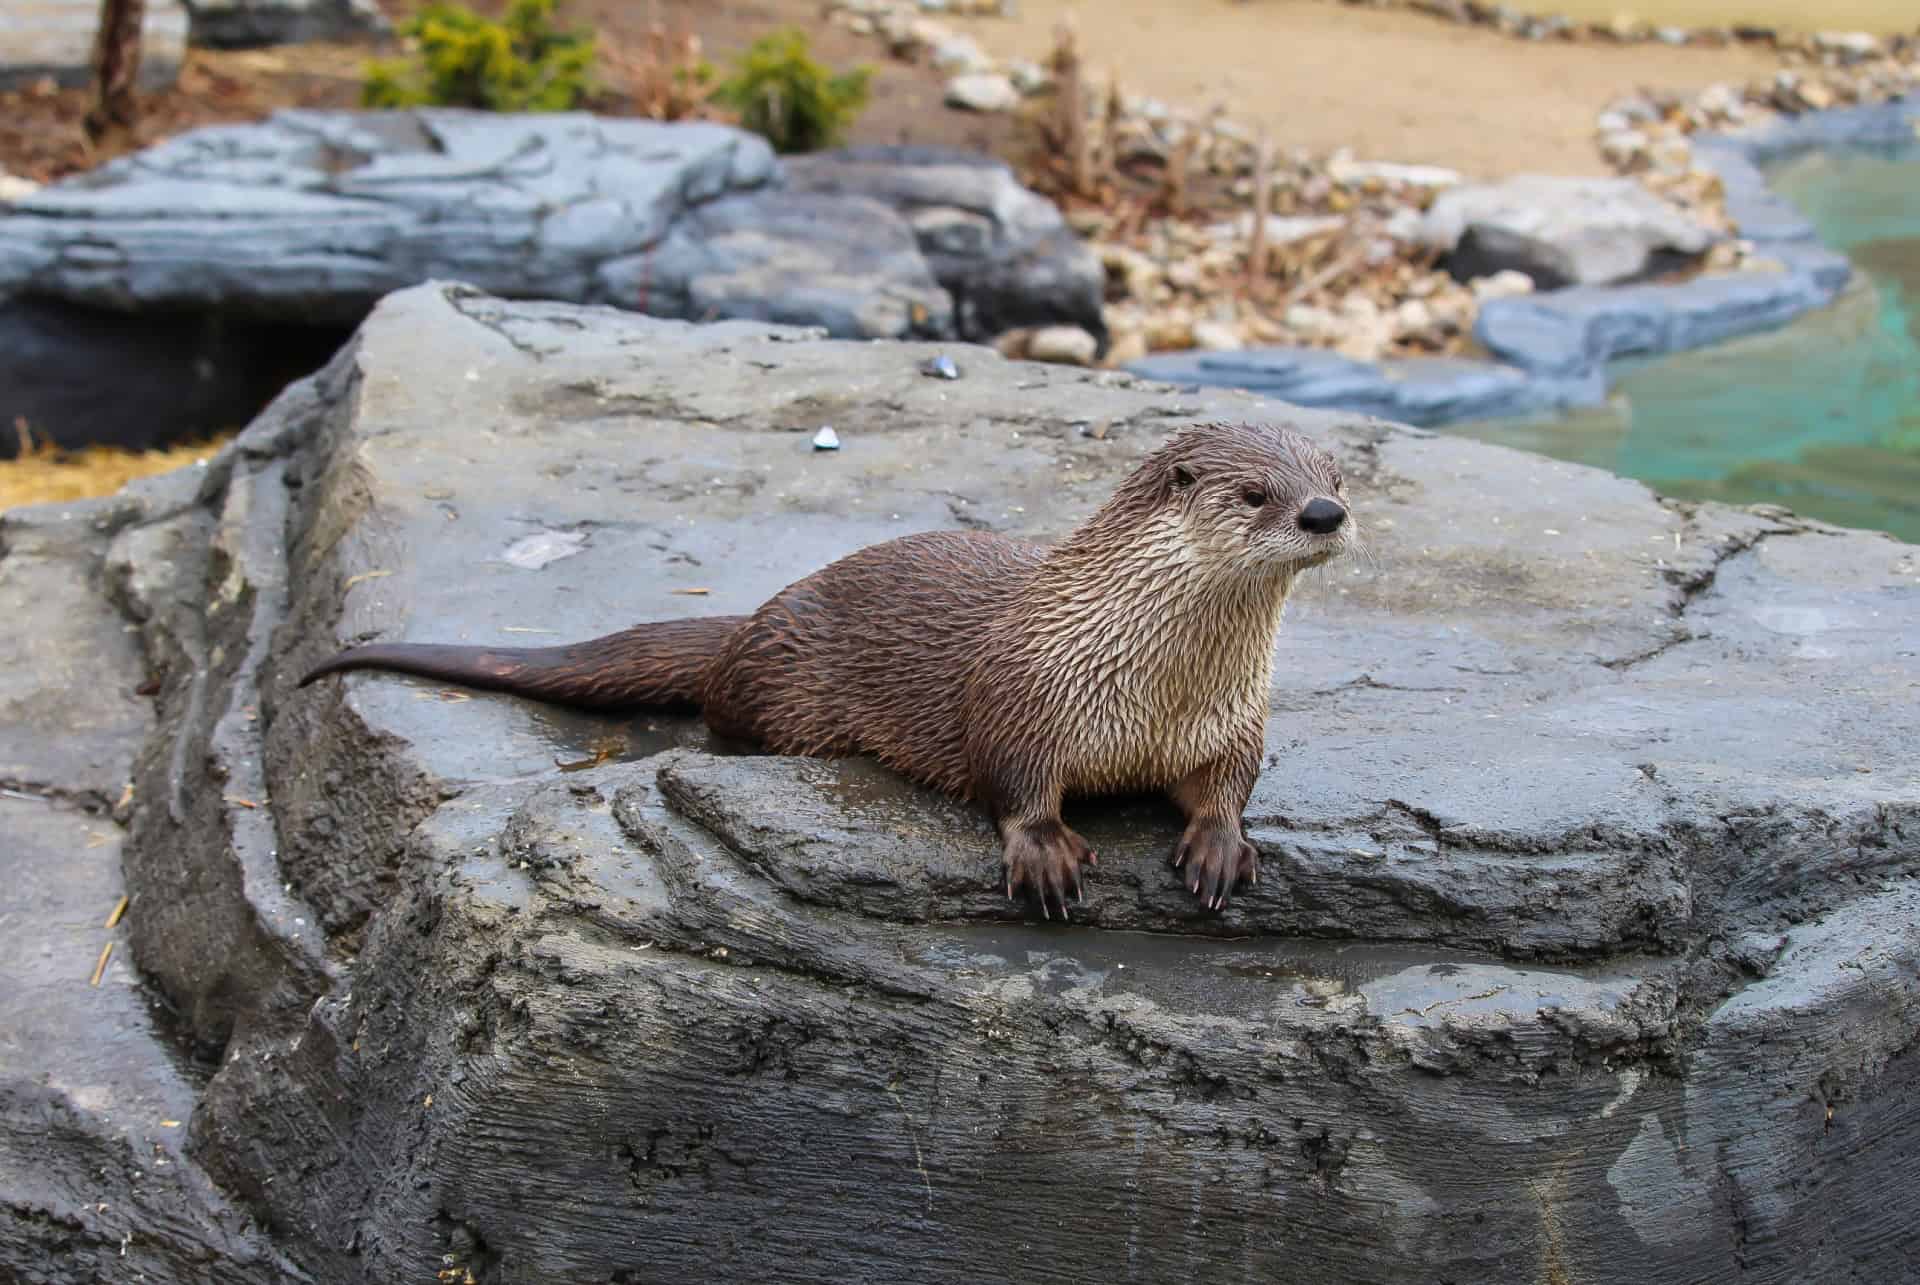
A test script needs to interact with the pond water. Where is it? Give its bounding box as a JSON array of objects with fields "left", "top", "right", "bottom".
[{"left": 1457, "top": 142, "right": 1920, "bottom": 545}]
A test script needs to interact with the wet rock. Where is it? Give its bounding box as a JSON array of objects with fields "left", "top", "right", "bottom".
[
  {"left": 1418, "top": 175, "right": 1720, "bottom": 287},
  {"left": 944, "top": 70, "right": 1019, "bottom": 112},
  {"left": 181, "top": 0, "right": 387, "bottom": 48},
  {"left": 0, "top": 0, "right": 188, "bottom": 92},
  {"left": 13, "top": 282, "right": 1917, "bottom": 1282}
]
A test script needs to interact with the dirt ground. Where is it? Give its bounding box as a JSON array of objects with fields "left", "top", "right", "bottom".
[{"left": 0, "top": 0, "right": 1804, "bottom": 185}]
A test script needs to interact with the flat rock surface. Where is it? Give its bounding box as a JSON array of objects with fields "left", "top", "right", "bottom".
[{"left": 8, "top": 282, "right": 1917, "bottom": 1281}]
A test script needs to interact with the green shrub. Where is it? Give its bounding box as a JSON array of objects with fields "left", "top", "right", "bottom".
[
  {"left": 362, "top": 0, "right": 597, "bottom": 113},
  {"left": 712, "top": 29, "right": 871, "bottom": 154}
]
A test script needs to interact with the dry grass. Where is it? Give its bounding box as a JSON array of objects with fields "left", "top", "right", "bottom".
[{"left": 0, "top": 422, "right": 233, "bottom": 513}]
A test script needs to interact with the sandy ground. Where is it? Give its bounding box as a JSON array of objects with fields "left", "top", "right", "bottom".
[{"left": 952, "top": 0, "right": 1783, "bottom": 176}]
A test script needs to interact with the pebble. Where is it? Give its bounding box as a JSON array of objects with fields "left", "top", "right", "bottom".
[
  {"left": 1813, "top": 30, "right": 1880, "bottom": 62},
  {"left": 0, "top": 172, "right": 41, "bottom": 205},
  {"left": 930, "top": 34, "right": 992, "bottom": 73},
  {"left": 1190, "top": 321, "right": 1244, "bottom": 352},
  {"left": 812, "top": 426, "right": 842, "bottom": 451},
  {"left": 945, "top": 71, "right": 1019, "bottom": 112},
  {"left": 1025, "top": 325, "right": 1100, "bottom": 366},
  {"left": 1471, "top": 270, "right": 1536, "bottom": 300},
  {"left": 1006, "top": 57, "right": 1049, "bottom": 95},
  {"left": 1326, "top": 155, "right": 1462, "bottom": 189},
  {"left": 920, "top": 353, "right": 962, "bottom": 380}
]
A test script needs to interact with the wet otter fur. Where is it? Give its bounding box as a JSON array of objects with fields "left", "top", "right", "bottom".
[{"left": 301, "top": 420, "right": 1356, "bottom": 915}]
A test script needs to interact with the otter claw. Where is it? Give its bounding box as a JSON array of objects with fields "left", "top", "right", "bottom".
[{"left": 1172, "top": 820, "right": 1259, "bottom": 912}]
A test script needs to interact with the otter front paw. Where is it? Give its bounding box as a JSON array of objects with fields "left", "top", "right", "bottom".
[
  {"left": 1002, "top": 819, "right": 1098, "bottom": 921},
  {"left": 1171, "top": 818, "right": 1258, "bottom": 911}
]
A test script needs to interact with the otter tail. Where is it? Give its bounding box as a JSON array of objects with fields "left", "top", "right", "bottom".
[{"left": 297, "top": 616, "right": 749, "bottom": 713}]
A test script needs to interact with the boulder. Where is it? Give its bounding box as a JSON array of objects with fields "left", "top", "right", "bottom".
[
  {"left": 1417, "top": 175, "right": 1720, "bottom": 288},
  {"left": 0, "top": 110, "right": 780, "bottom": 323},
  {"left": 5, "top": 281, "right": 1913, "bottom": 1281},
  {"left": 0, "top": 0, "right": 187, "bottom": 92},
  {"left": 0, "top": 470, "right": 296, "bottom": 1281},
  {"left": 181, "top": 0, "right": 387, "bottom": 48},
  {"left": 784, "top": 145, "right": 1109, "bottom": 351},
  {"left": 0, "top": 116, "right": 1103, "bottom": 446},
  {"left": 597, "top": 190, "right": 953, "bottom": 340}
]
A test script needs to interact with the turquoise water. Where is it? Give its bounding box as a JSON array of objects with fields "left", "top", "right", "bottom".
[{"left": 1460, "top": 144, "right": 1920, "bottom": 544}]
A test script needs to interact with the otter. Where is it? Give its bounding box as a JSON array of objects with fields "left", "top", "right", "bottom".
[{"left": 301, "top": 420, "right": 1355, "bottom": 917}]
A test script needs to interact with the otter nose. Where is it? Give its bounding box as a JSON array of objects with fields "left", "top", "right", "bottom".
[{"left": 1298, "top": 498, "right": 1347, "bottom": 534}]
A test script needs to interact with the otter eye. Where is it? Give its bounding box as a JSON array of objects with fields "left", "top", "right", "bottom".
[
  {"left": 1172, "top": 466, "right": 1196, "bottom": 489},
  {"left": 1243, "top": 488, "right": 1267, "bottom": 508}
]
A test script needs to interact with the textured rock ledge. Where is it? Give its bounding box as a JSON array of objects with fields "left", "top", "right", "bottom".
[
  {"left": 4, "top": 282, "right": 1916, "bottom": 1281},
  {"left": 1128, "top": 99, "right": 1919, "bottom": 428}
]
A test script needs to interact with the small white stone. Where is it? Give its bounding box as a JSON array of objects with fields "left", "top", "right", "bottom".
[
  {"left": 1025, "top": 325, "right": 1099, "bottom": 366},
  {"left": 930, "top": 34, "right": 991, "bottom": 73},
  {"left": 944, "top": 72, "right": 1019, "bottom": 113},
  {"left": 812, "top": 426, "right": 841, "bottom": 450},
  {"left": 1326, "top": 156, "right": 1462, "bottom": 189},
  {"left": 1006, "top": 57, "right": 1049, "bottom": 95},
  {"left": 1471, "top": 269, "right": 1536, "bottom": 300},
  {"left": 1190, "top": 321, "right": 1244, "bottom": 352},
  {"left": 0, "top": 172, "right": 41, "bottom": 206}
]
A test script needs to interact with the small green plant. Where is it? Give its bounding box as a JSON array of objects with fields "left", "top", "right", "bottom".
[
  {"left": 362, "top": 0, "right": 597, "bottom": 113},
  {"left": 711, "top": 28, "right": 871, "bottom": 154}
]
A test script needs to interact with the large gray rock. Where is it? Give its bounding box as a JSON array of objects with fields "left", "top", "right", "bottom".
[
  {"left": 3, "top": 281, "right": 1912, "bottom": 1280},
  {"left": 0, "top": 0, "right": 187, "bottom": 93},
  {"left": 182, "top": 0, "right": 386, "bottom": 49},
  {"left": 0, "top": 115, "right": 1103, "bottom": 446},
  {"left": 785, "top": 144, "right": 1110, "bottom": 350},
  {"left": 0, "top": 473, "right": 297, "bottom": 1282},
  {"left": 598, "top": 190, "right": 953, "bottom": 340},
  {"left": 1418, "top": 175, "right": 1720, "bottom": 288},
  {"left": 0, "top": 110, "right": 780, "bottom": 323}
]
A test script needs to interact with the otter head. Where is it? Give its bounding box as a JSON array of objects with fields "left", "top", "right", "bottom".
[{"left": 1141, "top": 421, "right": 1355, "bottom": 576}]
